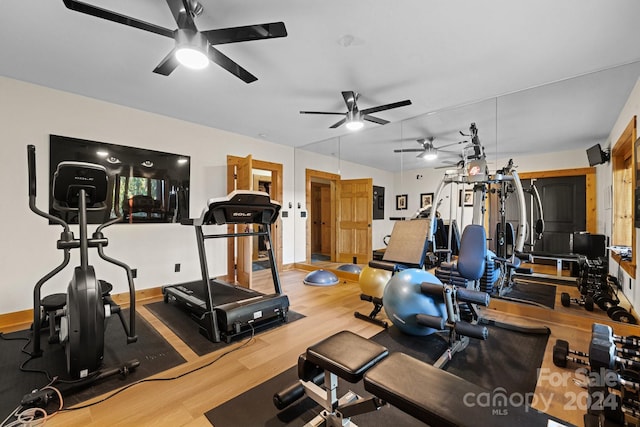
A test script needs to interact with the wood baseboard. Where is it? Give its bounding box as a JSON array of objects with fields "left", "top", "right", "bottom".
[{"left": 0, "top": 286, "right": 164, "bottom": 332}]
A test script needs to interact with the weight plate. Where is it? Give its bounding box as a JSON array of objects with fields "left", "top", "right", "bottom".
[
  {"left": 610, "top": 308, "right": 638, "bottom": 325},
  {"left": 598, "top": 297, "right": 617, "bottom": 311},
  {"left": 608, "top": 305, "right": 626, "bottom": 318},
  {"left": 561, "top": 292, "right": 571, "bottom": 307}
]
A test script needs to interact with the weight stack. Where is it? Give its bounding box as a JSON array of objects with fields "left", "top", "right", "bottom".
[
  {"left": 435, "top": 262, "right": 470, "bottom": 288},
  {"left": 480, "top": 251, "right": 500, "bottom": 294}
]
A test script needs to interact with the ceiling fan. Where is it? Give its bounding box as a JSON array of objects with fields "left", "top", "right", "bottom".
[
  {"left": 393, "top": 137, "right": 463, "bottom": 160},
  {"left": 300, "top": 91, "right": 412, "bottom": 130},
  {"left": 61, "top": 0, "right": 287, "bottom": 83}
]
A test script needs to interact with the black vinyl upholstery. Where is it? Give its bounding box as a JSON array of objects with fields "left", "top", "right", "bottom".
[
  {"left": 364, "top": 352, "right": 549, "bottom": 427},
  {"left": 305, "top": 331, "right": 388, "bottom": 383}
]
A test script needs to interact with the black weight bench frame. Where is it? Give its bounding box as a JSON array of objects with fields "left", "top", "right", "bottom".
[{"left": 275, "top": 330, "right": 555, "bottom": 427}]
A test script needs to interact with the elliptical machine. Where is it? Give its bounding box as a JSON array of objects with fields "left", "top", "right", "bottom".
[{"left": 27, "top": 145, "right": 138, "bottom": 379}]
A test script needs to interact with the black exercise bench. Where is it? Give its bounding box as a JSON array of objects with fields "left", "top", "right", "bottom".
[{"left": 274, "top": 330, "right": 561, "bottom": 427}]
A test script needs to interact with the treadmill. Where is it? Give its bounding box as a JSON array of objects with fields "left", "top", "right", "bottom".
[{"left": 162, "top": 190, "right": 289, "bottom": 343}]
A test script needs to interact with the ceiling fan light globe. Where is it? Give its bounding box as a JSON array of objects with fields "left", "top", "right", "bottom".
[
  {"left": 422, "top": 152, "right": 438, "bottom": 161},
  {"left": 176, "top": 48, "right": 209, "bottom": 70},
  {"left": 346, "top": 120, "right": 364, "bottom": 131}
]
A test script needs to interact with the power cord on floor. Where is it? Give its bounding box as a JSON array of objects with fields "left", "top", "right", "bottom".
[
  {"left": 61, "top": 322, "right": 257, "bottom": 412},
  {"left": 1, "top": 323, "right": 256, "bottom": 425},
  {"left": 0, "top": 380, "right": 63, "bottom": 427}
]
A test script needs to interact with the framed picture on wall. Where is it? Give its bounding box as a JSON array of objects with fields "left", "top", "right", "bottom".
[
  {"left": 396, "top": 194, "right": 408, "bottom": 210},
  {"left": 420, "top": 192, "right": 434, "bottom": 209},
  {"left": 459, "top": 189, "right": 473, "bottom": 207}
]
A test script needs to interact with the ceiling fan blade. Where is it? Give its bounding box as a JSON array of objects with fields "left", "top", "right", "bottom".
[
  {"left": 62, "top": 0, "right": 174, "bottom": 38},
  {"left": 393, "top": 149, "right": 424, "bottom": 153},
  {"left": 435, "top": 140, "right": 466, "bottom": 150},
  {"left": 363, "top": 114, "right": 389, "bottom": 125},
  {"left": 330, "top": 118, "right": 347, "bottom": 128},
  {"left": 341, "top": 91, "right": 358, "bottom": 111},
  {"left": 153, "top": 49, "right": 180, "bottom": 76},
  {"left": 299, "top": 111, "right": 345, "bottom": 115},
  {"left": 202, "top": 22, "right": 287, "bottom": 45},
  {"left": 360, "top": 99, "right": 412, "bottom": 115},
  {"left": 207, "top": 47, "right": 258, "bottom": 83},
  {"left": 165, "top": 0, "right": 198, "bottom": 31}
]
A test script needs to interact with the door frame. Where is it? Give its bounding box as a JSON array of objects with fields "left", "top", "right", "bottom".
[
  {"left": 226, "top": 155, "right": 283, "bottom": 286},
  {"left": 305, "top": 169, "right": 340, "bottom": 264}
]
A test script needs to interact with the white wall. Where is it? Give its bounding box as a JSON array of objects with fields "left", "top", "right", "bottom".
[{"left": 0, "top": 77, "right": 295, "bottom": 314}]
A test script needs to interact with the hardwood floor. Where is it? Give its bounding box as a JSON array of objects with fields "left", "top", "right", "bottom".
[{"left": 7, "top": 268, "right": 640, "bottom": 426}]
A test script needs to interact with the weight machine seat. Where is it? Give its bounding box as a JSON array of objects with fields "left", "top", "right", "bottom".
[
  {"left": 457, "top": 225, "right": 487, "bottom": 281},
  {"left": 305, "top": 330, "right": 389, "bottom": 383},
  {"left": 363, "top": 352, "right": 546, "bottom": 427}
]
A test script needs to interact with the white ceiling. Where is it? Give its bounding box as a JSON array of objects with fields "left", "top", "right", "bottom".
[{"left": 2, "top": 0, "right": 640, "bottom": 172}]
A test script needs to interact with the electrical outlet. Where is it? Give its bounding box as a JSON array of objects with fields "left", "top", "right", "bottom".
[
  {"left": 174, "top": 263, "right": 181, "bottom": 273},
  {"left": 131, "top": 268, "right": 137, "bottom": 279}
]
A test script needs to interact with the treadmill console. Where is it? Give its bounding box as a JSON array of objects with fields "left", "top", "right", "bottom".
[{"left": 200, "top": 190, "right": 281, "bottom": 225}]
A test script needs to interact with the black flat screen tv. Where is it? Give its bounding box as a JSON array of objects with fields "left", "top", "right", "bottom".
[
  {"left": 586, "top": 143, "right": 607, "bottom": 166},
  {"left": 49, "top": 135, "right": 190, "bottom": 224}
]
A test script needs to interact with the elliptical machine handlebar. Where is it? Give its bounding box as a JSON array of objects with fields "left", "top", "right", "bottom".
[{"left": 27, "top": 145, "right": 69, "bottom": 231}]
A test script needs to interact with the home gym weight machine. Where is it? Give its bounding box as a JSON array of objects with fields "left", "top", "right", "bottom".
[
  {"left": 27, "top": 145, "right": 138, "bottom": 380},
  {"left": 426, "top": 125, "right": 554, "bottom": 311},
  {"left": 162, "top": 190, "right": 289, "bottom": 343}
]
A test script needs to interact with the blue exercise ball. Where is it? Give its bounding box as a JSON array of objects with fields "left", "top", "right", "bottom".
[{"left": 383, "top": 268, "right": 447, "bottom": 336}]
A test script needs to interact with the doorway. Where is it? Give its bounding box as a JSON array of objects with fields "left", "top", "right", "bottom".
[
  {"left": 305, "top": 169, "right": 373, "bottom": 267},
  {"left": 311, "top": 180, "right": 332, "bottom": 262},
  {"left": 226, "top": 155, "right": 283, "bottom": 288}
]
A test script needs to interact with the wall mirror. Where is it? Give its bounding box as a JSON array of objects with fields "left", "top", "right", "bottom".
[{"left": 292, "top": 60, "right": 640, "bottom": 323}]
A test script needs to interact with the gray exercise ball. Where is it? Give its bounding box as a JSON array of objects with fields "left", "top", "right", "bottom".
[{"left": 303, "top": 269, "right": 340, "bottom": 286}]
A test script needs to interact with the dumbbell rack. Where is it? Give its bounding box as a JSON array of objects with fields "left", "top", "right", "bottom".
[
  {"left": 554, "top": 323, "right": 640, "bottom": 426},
  {"left": 561, "top": 261, "right": 637, "bottom": 324}
]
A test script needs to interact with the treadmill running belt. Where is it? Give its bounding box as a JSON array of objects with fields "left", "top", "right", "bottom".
[{"left": 192, "top": 279, "right": 262, "bottom": 304}]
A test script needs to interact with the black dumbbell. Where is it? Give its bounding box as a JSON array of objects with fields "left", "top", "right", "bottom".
[
  {"left": 560, "top": 292, "right": 594, "bottom": 311},
  {"left": 590, "top": 338, "right": 640, "bottom": 371},
  {"left": 586, "top": 383, "right": 640, "bottom": 426},
  {"left": 553, "top": 339, "right": 640, "bottom": 371},
  {"left": 553, "top": 339, "right": 590, "bottom": 368},
  {"left": 593, "top": 324, "right": 640, "bottom": 349}
]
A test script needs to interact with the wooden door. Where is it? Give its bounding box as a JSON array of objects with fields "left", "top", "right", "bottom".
[
  {"left": 320, "top": 185, "right": 332, "bottom": 254},
  {"left": 311, "top": 184, "right": 322, "bottom": 253},
  {"left": 337, "top": 178, "right": 373, "bottom": 264}
]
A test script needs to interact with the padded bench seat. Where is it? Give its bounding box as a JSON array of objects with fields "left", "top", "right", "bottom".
[
  {"left": 364, "top": 352, "right": 556, "bottom": 427},
  {"left": 306, "top": 330, "right": 389, "bottom": 383}
]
